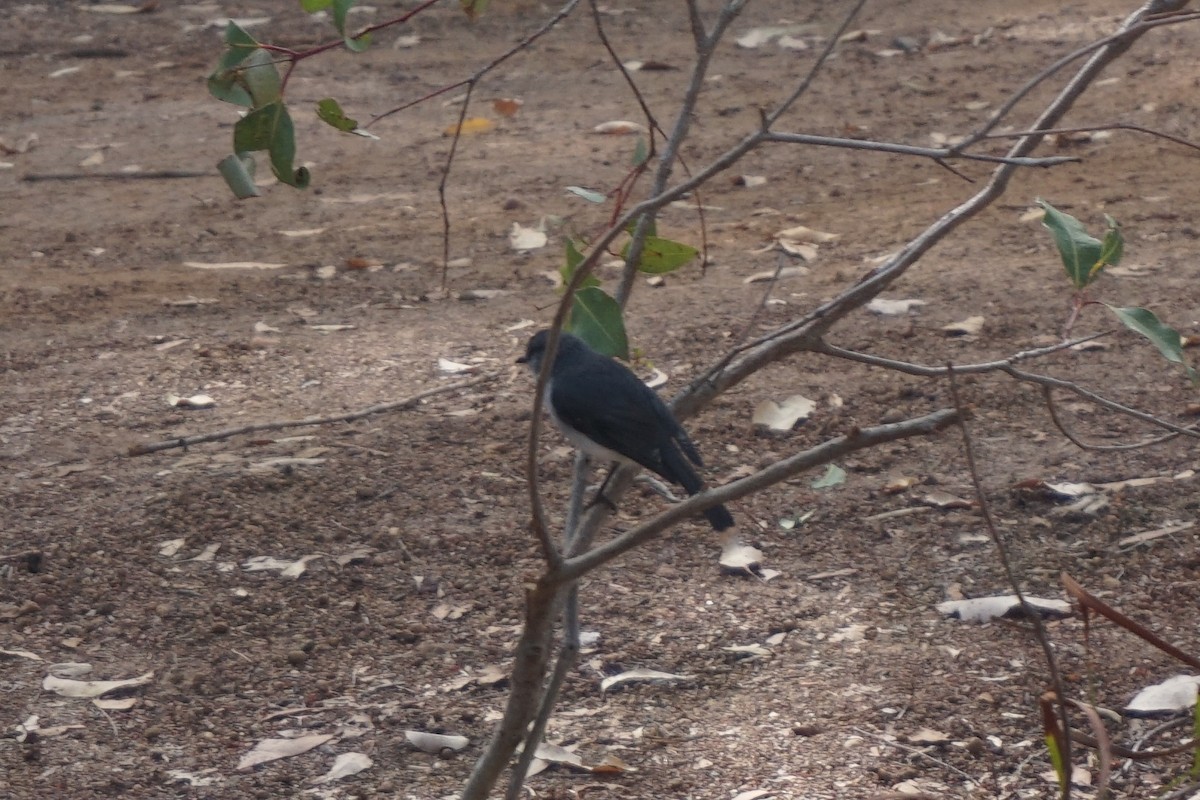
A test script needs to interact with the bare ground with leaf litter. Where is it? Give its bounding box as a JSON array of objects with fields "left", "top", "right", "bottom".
[{"left": 3, "top": 1, "right": 1200, "bottom": 798}]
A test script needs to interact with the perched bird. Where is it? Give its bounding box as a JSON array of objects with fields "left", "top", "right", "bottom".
[{"left": 517, "top": 329, "right": 734, "bottom": 531}]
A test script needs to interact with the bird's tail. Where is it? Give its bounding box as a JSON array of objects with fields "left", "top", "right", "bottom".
[{"left": 662, "top": 444, "right": 734, "bottom": 531}]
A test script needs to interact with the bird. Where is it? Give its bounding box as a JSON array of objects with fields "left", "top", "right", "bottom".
[{"left": 517, "top": 329, "right": 734, "bottom": 531}]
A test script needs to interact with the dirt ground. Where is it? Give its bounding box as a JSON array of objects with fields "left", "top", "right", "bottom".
[{"left": 3, "top": 1, "right": 1200, "bottom": 798}]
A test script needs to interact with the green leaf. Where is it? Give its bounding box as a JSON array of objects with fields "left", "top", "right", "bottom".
[
  {"left": 1037, "top": 199, "right": 1121, "bottom": 289},
  {"left": 632, "top": 135, "right": 648, "bottom": 167},
  {"left": 344, "top": 32, "right": 371, "bottom": 52},
  {"left": 300, "top": 0, "right": 332, "bottom": 11},
  {"left": 565, "top": 185, "right": 606, "bottom": 204},
  {"left": 316, "top": 98, "right": 358, "bottom": 132},
  {"left": 810, "top": 464, "right": 846, "bottom": 490},
  {"left": 1106, "top": 305, "right": 1197, "bottom": 381},
  {"left": 560, "top": 239, "right": 601, "bottom": 290},
  {"left": 210, "top": 48, "right": 282, "bottom": 108},
  {"left": 207, "top": 69, "right": 253, "bottom": 107},
  {"left": 460, "top": 0, "right": 490, "bottom": 20},
  {"left": 624, "top": 216, "right": 656, "bottom": 239},
  {"left": 623, "top": 235, "right": 698, "bottom": 274},
  {"left": 331, "top": 0, "right": 356, "bottom": 34},
  {"left": 568, "top": 287, "right": 628, "bottom": 359},
  {"left": 218, "top": 21, "right": 259, "bottom": 70},
  {"left": 1096, "top": 214, "right": 1124, "bottom": 278},
  {"left": 216, "top": 153, "right": 260, "bottom": 199},
  {"left": 234, "top": 102, "right": 309, "bottom": 188}
]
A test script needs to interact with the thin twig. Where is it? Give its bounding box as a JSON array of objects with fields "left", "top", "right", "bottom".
[
  {"left": 947, "top": 368, "right": 1073, "bottom": 800},
  {"left": 812, "top": 340, "right": 1200, "bottom": 442},
  {"left": 1042, "top": 386, "right": 1183, "bottom": 450},
  {"left": 978, "top": 122, "right": 1200, "bottom": 153},
  {"left": 127, "top": 375, "right": 489, "bottom": 456},
  {"left": 761, "top": 131, "right": 1079, "bottom": 166},
  {"left": 560, "top": 408, "right": 960, "bottom": 581}
]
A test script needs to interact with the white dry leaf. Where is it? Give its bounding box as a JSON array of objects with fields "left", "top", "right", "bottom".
[
  {"left": 93, "top": 696, "right": 139, "bottom": 710},
  {"left": 532, "top": 742, "right": 584, "bottom": 769},
  {"left": 777, "top": 225, "right": 840, "bottom": 244},
  {"left": 508, "top": 222, "right": 547, "bottom": 251},
  {"left": 49, "top": 662, "right": 92, "bottom": 678},
  {"left": 438, "top": 358, "right": 475, "bottom": 374},
  {"left": 1019, "top": 207, "right": 1045, "bottom": 223},
  {"left": 1052, "top": 494, "right": 1109, "bottom": 517},
  {"left": 0, "top": 648, "right": 43, "bottom": 661},
  {"left": 644, "top": 367, "right": 668, "bottom": 390},
  {"left": 159, "top": 538, "right": 186, "bottom": 557},
  {"left": 190, "top": 543, "right": 222, "bottom": 562},
  {"left": 154, "top": 338, "right": 190, "bottom": 351},
  {"left": 743, "top": 266, "right": 808, "bottom": 283},
  {"left": 829, "top": 623, "right": 867, "bottom": 643},
  {"left": 476, "top": 664, "right": 508, "bottom": 687},
  {"left": 50, "top": 66, "right": 82, "bottom": 78},
  {"left": 79, "top": 150, "right": 105, "bottom": 167},
  {"left": 310, "top": 752, "right": 373, "bottom": 784},
  {"left": 737, "top": 175, "right": 768, "bottom": 187},
  {"left": 183, "top": 261, "right": 288, "bottom": 270},
  {"left": 936, "top": 595, "right": 1072, "bottom": 623},
  {"left": 254, "top": 321, "right": 281, "bottom": 334},
  {"left": 405, "top": 730, "right": 469, "bottom": 754},
  {"left": 237, "top": 733, "right": 336, "bottom": 771},
  {"left": 719, "top": 541, "right": 763, "bottom": 574},
  {"left": 920, "top": 491, "right": 972, "bottom": 509},
  {"left": 316, "top": 265, "right": 336, "bottom": 281},
  {"left": 167, "top": 393, "right": 216, "bottom": 409},
  {"left": 277, "top": 228, "right": 326, "bottom": 238},
  {"left": 393, "top": 33, "right": 421, "bottom": 48},
  {"left": 1125, "top": 674, "right": 1200, "bottom": 716},
  {"left": 334, "top": 547, "right": 374, "bottom": 566},
  {"left": 867, "top": 297, "right": 926, "bottom": 316},
  {"left": 776, "top": 240, "right": 818, "bottom": 261},
  {"left": 736, "top": 25, "right": 809, "bottom": 49},
  {"left": 752, "top": 395, "right": 815, "bottom": 431},
  {"left": 601, "top": 668, "right": 692, "bottom": 693},
  {"left": 42, "top": 670, "right": 154, "bottom": 699},
  {"left": 942, "top": 315, "right": 985, "bottom": 336},
  {"left": 723, "top": 643, "right": 772, "bottom": 658},
  {"left": 907, "top": 727, "right": 951, "bottom": 745},
  {"left": 1043, "top": 481, "right": 1097, "bottom": 498},
  {"left": 592, "top": 120, "right": 646, "bottom": 135},
  {"left": 242, "top": 555, "right": 322, "bottom": 579},
  {"left": 308, "top": 323, "right": 355, "bottom": 332},
  {"left": 778, "top": 35, "right": 808, "bottom": 50}
]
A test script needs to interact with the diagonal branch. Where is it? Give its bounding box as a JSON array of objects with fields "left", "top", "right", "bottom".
[{"left": 558, "top": 408, "right": 960, "bottom": 582}]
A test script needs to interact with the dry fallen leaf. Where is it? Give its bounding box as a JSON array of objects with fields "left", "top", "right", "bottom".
[
  {"left": 166, "top": 394, "right": 216, "bottom": 409},
  {"left": 867, "top": 297, "right": 926, "bottom": 316},
  {"left": 444, "top": 117, "right": 494, "bottom": 136},
  {"left": 492, "top": 97, "right": 523, "bottom": 117},
  {"left": 42, "top": 671, "right": 154, "bottom": 699},
  {"left": 752, "top": 395, "right": 816, "bottom": 431},
  {"left": 509, "top": 222, "right": 548, "bottom": 251},
  {"left": 184, "top": 261, "right": 287, "bottom": 270},
  {"left": 1125, "top": 674, "right": 1200, "bottom": 716},
  {"left": 405, "top": 730, "right": 469, "bottom": 754},
  {"left": 592, "top": 120, "right": 646, "bottom": 135},
  {"left": 942, "top": 315, "right": 984, "bottom": 336},
  {"left": 310, "top": 752, "right": 373, "bottom": 784},
  {"left": 920, "top": 491, "right": 972, "bottom": 509},
  {"left": 601, "top": 668, "right": 692, "bottom": 693},
  {"left": 237, "top": 733, "right": 335, "bottom": 771},
  {"left": 935, "top": 595, "right": 1072, "bottom": 623},
  {"left": 719, "top": 541, "right": 763, "bottom": 575}
]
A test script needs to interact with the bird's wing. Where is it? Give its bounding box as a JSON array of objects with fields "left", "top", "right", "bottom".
[{"left": 549, "top": 363, "right": 672, "bottom": 474}]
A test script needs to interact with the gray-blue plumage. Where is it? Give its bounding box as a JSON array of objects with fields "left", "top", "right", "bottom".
[{"left": 518, "top": 330, "right": 734, "bottom": 531}]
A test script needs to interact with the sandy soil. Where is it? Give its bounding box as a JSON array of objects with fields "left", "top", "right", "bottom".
[{"left": 3, "top": 1, "right": 1200, "bottom": 798}]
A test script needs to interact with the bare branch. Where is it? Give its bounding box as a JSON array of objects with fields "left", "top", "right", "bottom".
[
  {"left": 947, "top": 368, "right": 1073, "bottom": 796},
  {"left": 127, "top": 376, "right": 489, "bottom": 456},
  {"left": 1042, "top": 386, "right": 1183, "bottom": 451},
  {"left": 760, "top": 131, "right": 1080, "bottom": 167},
  {"left": 978, "top": 122, "right": 1200, "bottom": 154},
  {"left": 559, "top": 408, "right": 960, "bottom": 582}
]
